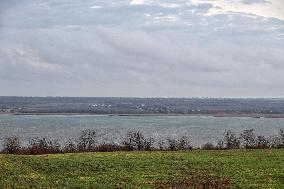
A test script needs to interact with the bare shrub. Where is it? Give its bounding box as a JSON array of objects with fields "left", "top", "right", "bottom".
[
  {"left": 3, "top": 136, "right": 21, "bottom": 154},
  {"left": 240, "top": 129, "right": 256, "bottom": 149},
  {"left": 157, "top": 139, "right": 165, "bottom": 150},
  {"left": 121, "top": 133, "right": 134, "bottom": 151},
  {"left": 223, "top": 130, "right": 240, "bottom": 149},
  {"left": 255, "top": 136, "right": 269, "bottom": 149},
  {"left": 133, "top": 131, "right": 145, "bottom": 151},
  {"left": 178, "top": 136, "right": 192, "bottom": 150},
  {"left": 63, "top": 139, "right": 77, "bottom": 153},
  {"left": 144, "top": 137, "right": 155, "bottom": 151},
  {"left": 122, "top": 131, "right": 145, "bottom": 151},
  {"left": 269, "top": 136, "right": 281, "bottom": 148},
  {"left": 96, "top": 143, "right": 121, "bottom": 152},
  {"left": 279, "top": 129, "right": 284, "bottom": 148},
  {"left": 216, "top": 140, "right": 224, "bottom": 150},
  {"left": 202, "top": 142, "right": 216, "bottom": 150},
  {"left": 77, "top": 129, "right": 97, "bottom": 151},
  {"left": 269, "top": 129, "right": 284, "bottom": 149},
  {"left": 27, "top": 137, "right": 61, "bottom": 155},
  {"left": 167, "top": 138, "right": 178, "bottom": 151}
]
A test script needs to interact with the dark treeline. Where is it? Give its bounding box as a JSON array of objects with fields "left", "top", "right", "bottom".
[{"left": 1, "top": 129, "right": 284, "bottom": 155}]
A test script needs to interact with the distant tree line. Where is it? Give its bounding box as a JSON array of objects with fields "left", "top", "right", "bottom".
[{"left": 1, "top": 129, "right": 284, "bottom": 155}]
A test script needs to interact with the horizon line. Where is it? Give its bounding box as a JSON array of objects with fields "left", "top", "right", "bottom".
[{"left": 0, "top": 96, "right": 284, "bottom": 99}]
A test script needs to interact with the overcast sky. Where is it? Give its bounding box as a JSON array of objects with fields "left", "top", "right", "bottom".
[{"left": 0, "top": 0, "right": 283, "bottom": 97}]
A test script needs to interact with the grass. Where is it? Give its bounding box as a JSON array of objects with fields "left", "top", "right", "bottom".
[{"left": 0, "top": 149, "right": 283, "bottom": 188}]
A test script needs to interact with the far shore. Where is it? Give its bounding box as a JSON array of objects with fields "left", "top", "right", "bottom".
[{"left": 1, "top": 112, "right": 284, "bottom": 118}]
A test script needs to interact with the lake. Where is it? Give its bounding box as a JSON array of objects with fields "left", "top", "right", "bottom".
[{"left": 0, "top": 114, "right": 283, "bottom": 147}]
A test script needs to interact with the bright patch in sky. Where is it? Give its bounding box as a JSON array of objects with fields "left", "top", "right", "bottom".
[
  {"left": 130, "top": 0, "right": 145, "bottom": 5},
  {"left": 89, "top": 5, "right": 102, "bottom": 9},
  {"left": 203, "top": 0, "right": 284, "bottom": 20}
]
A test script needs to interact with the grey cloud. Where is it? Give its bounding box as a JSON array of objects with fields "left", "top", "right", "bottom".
[
  {"left": 242, "top": 0, "right": 267, "bottom": 4},
  {"left": 0, "top": 0, "right": 283, "bottom": 97}
]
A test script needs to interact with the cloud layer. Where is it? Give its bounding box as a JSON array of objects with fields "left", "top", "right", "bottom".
[{"left": 0, "top": 0, "right": 284, "bottom": 97}]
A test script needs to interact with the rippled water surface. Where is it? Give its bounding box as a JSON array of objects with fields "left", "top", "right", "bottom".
[{"left": 0, "top": 115, "right": 283, "bottom": 146}]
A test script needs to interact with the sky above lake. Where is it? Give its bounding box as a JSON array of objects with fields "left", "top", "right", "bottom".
[{"left": 0, "top": 0, "right": 283, "bottom": 97}]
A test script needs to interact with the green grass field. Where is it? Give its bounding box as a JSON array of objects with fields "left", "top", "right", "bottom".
[{"left": 0, "top": 149, "right": 283, "bottom": 188}]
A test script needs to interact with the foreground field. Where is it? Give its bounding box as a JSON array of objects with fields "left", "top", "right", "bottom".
[{"left": 0, "top": 150, "right": 283, "bottom": 188}]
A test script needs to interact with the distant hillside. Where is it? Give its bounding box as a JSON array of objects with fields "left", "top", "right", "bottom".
[{"left": 1, "top": 97, "right": 284, "bottom": 115}]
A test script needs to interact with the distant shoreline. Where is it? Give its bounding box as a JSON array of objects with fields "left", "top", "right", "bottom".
[{"left": 1, "top": 112, "right": 284, "bottom": 118}]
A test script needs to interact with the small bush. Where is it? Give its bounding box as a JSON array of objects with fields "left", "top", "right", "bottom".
[
  {"left": 202, "top": 142, "right": 216, "bottom": 150},
  {"left": 144, "top": 137, "right": 155, "bottom": 151},
  {"left": 63, "top": 139, "right": 77, "bottom": 153},
  {"left": 241, "top": 129, "right": 256, "bottom": 149},
  {"left": 133, "top": 131, "right": 145, "bottom": 151},
  {"left": 223, "top": 130, "right": 240, "bottom": 149},
  {"left": 122, "top": 131, "right": 145, "bottom": 151},
  {"left": 269, "top": 129, "right": 284, "bottom": 149},
  {"left": 156, "top": 139, "right": 164, "bottom": 150},
  {"left": 269, "top": 136, "right": 281, "bottom": 148},
  {"left": 26, "top": 137, "right": 61, "bottom": 155},
  {"left": 3, "top": 136, "right": 21, "bottom": 154},
  {"left": 279, "top": 129, "right": 284, "bottom": 148},
  {"left": 95, "top": 143, "right": 121, "bottom": 152},
  {"left": 216, "top": 140, "right": 225, "bottom": 150},
  {"left": 178, "top": 136, "right": 192, "bottom": 150},
  {"left": 167, "top": 138, "right": 178, "bottom": 151},
  {"left": 255, "top": 135, "right": 269, "bottom": 149},
  {"left": 77, "top": 129, "right": 97, "bottom": 151}
]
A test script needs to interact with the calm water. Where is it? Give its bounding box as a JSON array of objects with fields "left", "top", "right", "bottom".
[{"left": 0, "top": 114, "right": 283, "bottom": 147}]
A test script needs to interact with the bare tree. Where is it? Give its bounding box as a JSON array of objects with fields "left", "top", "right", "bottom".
[
  {"left": 77, "top": 129, "right": 97, "bottom": 151},
  {"left": 241, "top": 129, "right": 256, "bottom": 149},
  {"left": 28, "top": 137, "right": 61, "bottom": 154},
  {"left": 122, "top": 131, "right": 145, "bottom": 151},
  {"left": 133, "top": 131, "right": 145, "bottom": 151},
  {"left": 255, "top": 136, "right": 269, "bottom": 149},
  {"left": 279, "top": 129, "right": 284, "bottom": 148},
  {"left": 178, "top": 136, "right": 192, "bottom": 150},
  {"left": 216, "top": 139, "right": 224, "bottom": 150},
  {"left": 157, "top": 139, "right": 165, "bottom": 150},
  {"left": 144, "top": 137, "right": 155, "bottom": 151},
  {"left": 167, "top": 138, "right": 178, "bottom": 151},
  {"left": 3, "top": 136, "right": 21, "bottom": 154},
  {"left": 64, "top": 139, "right": 77, "bottom": 152},
  {"left": 223, "top": 130, "right": 240, "bottom": 149}
]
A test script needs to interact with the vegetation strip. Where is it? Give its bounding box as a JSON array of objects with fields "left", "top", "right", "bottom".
[
  {"left": 1, "top": 129, "right": 284, "bottom": 155},
  {"left": 0, "top": 150, "right": 283, "bottom": 188}
]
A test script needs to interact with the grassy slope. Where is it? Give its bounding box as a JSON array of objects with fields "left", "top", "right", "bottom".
[{"left": 0, "top": 150, "right": 283, "bottom": 188}]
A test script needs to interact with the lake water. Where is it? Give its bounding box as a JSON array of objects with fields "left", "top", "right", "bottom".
[{"left": 0, "top": 114, "right": 283, "bottom": 147}]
